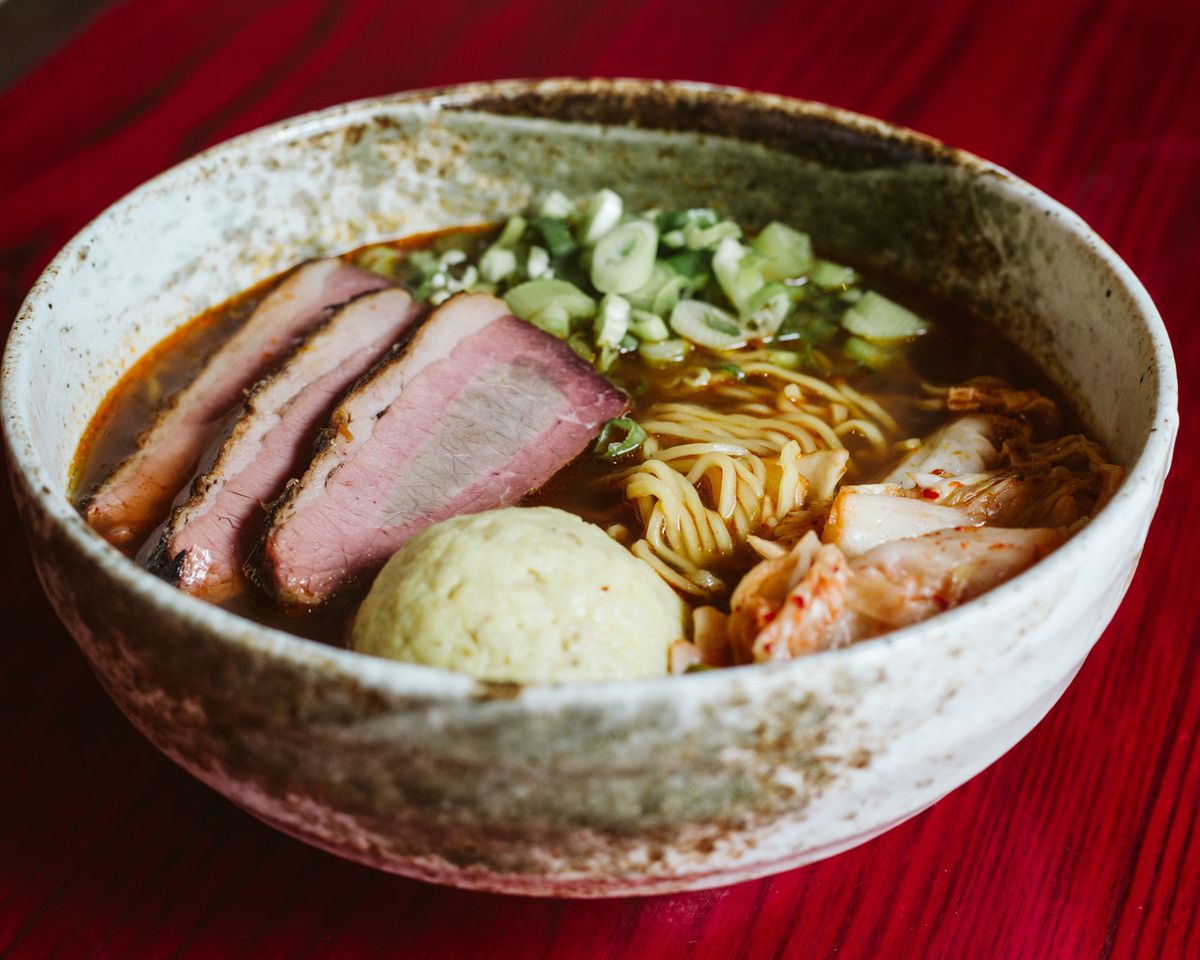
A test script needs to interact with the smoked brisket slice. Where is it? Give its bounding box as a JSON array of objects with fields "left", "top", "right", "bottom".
[
  {"left": 247, "top": 292, "right": 629, "bottom": 607},
  {"left": 82, "top": 259, "right": 389, "bottom": 548},
  {"left": 146, "top": 288, "right": 423, "bottom": 601}
]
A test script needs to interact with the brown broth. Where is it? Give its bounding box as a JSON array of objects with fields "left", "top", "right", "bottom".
[
  {"left": 71, "top": 226, "right": 497, "bottom": 508},
  {"left": 72, "top": 282, "right": 268, "bottom": 504},
  {"left": 72, "top": 230, "right": 1078, "bottom": 647}
]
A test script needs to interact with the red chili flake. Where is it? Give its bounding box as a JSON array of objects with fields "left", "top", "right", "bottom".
[
  {"left": 762, "top": 610, "right": 777, "bottom": 624},
  {"left": 931, "top": 468, "right": 946, "bottom": 476},
  {"left": 791, "top": 595, "right": 806, "bottom": 608},
  {"left": 921, "top": 488, "right": 939, "bottom": 500},
  {"left": 932, "top": 594, "right": 949, "bottom": 610}
]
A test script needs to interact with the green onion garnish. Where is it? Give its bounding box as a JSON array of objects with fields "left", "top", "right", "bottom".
[
  {"left": 657, "top": 208, "right": 719, "bottom": 233},
  {"left": 392, "top": 189, "right": 932, "bottom": 377},
  {"left": 495, "top": 216, "right": 527, "bottom": 248},
  {"left": 591, "top": 221, "right": 659, "bottom": 294},
  {"left": 808, "top": 259, "right": 858, "bottom": 290},
  {"left": 684, "top": 219, "right": 741, "bottom": 251},
  {"left": 767, "top": 345, "right": 816, "bottom": 371},
  {"left": 840, "top": 291, "right": 929, "bottom": 342},
  {"left": 842, "top": 335, "right": 891, "bottom": 371},
  {"left": 580, "top": 189, "right": 623, "bottom": 245},
  {"left": 504, "top": 279, "right": 596, "bottom": 323},
  {"left": 531, "top": 216, "right": 578, "bottom": 259},
  {"left": 479, "top": 246, "right": 518, "bottom": 283},
  {"left": 538, "top": 190, "right": 574, "bottom": 219},
  {"left": 594, "top": 417, "right": 648, "bottom": 460},
  {"left": 752, "top": 221, "right": 813, "bottom": 280},
  {"left": 704, "top": 313, "right": 741, "bottom": 337},
  {"left": 663, "top": 249, "right": 710, "bottom": 279},
  {"left": 712, "top": 236, "right": 766, "bottom": 311},
  {"left": 669, "top": 300, "right": 744, "bottom": 350},
  {"left": 638, "top": 338, "right": 691, "bottom": 365}
]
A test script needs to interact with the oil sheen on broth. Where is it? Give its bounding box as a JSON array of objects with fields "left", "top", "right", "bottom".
[{"left": 72, "top": 221, "right": 1084, "bottom": 651}]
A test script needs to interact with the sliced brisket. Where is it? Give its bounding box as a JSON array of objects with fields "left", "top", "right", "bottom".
[
  {"left": 83, "top": 259, "right": 389, "bottom": 548},
  {"left": 146, "top": 288, "right": 423, "bottom": 601},
  {"left": 247, "top": 293, "right": 628, "bottom": 607}
]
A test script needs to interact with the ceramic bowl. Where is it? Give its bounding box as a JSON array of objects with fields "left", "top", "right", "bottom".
[{"left": 0, "top": 79, "right": 1178, "bottom": 897}]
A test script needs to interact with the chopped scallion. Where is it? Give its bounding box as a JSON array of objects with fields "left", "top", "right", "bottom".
[
  {"left": 505, "top": 279, "right": 596, "bottom": 322},
  {"left": 384, "top": 188, "right": 934, "bottom": 379},
  {"left": 626, "top": 264, "right": 675, "bottom": 312},
  {"left": 840, "top": 291, "right": 929, "bottom": 341},
  {"left": 496, "top": 216, "right": 527, "bottom": 248},
  {"left": 407, "top": 249, "right": 439, "bottom": 276},
  {"left": 766, "top": 349, "right": 801, "bottom": 370},
  {"left": 842, "top": 335, "right": 891, "bottom": 370},
  {"left": 531, "top": 216, "right": 578, "bottom": 259},
  {"left": 705, "top": 313, "right": 740, "bottom": 336},
  {"left": 657, "top": 208, "right": 719, "bottom": 233},
  {"left": 809, "top": 259, "right": 858, "bottom": 290},
  {"left": 712, "top": 236, "right": 766, "bottom": 311},
  {"left": 752, "top": 221, "right": 813, "bottom": 280},
  {"left": 650, "top": 274, "right": 689, "bottom": 316},
  {"left": 526, "top": 245, "right": 552, "bottom": 280},
  {"left": 529, "top": 303, "right": 571, "bottom": 339},
  {"left": 661, "top": 229, "right": 686, "bottom": 248},
  {"left": 663, "top": 249, "right": 710, "bottom": 279},
  {"left": 684, "top": 219, "right": 742, "bottom": 250},
  {"left": 669, "top": 299, "right": 745, "bottom": 350},
  {"left": 479, "top": 246, "right": 518, "bottom": 283},
  {"left": 629, "top": 309, "right": 670, "bottom": 342},
  {"left": 537, "top": 190, "right": 574, "bottom": 219},
  {"left": 594, "top": 417, "right": 648, "bottom": 460},
  {"left": 580, "top": 188, "right": 623, "bottom": 245},
  {"left": 567, "top": 333, "right": 595, "bottom": 361},
  {"left": 594, "top": 294, "right": 631, "bottom": 348},
  {"left": 741, "top": 282, "right": 797, "bottom": 337},
  {"left": 776, "top": 311, "right": 841, "bottom": 345},
  {"left": 638, "top": 338, "right": 691, "bottom": 365},
  {"left": 590, "top": 220, "right": 659, "bottom": 294}
]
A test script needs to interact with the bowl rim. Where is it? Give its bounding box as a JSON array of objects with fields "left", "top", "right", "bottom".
[{"left": 0, "top": 77, "right": 1180, "bottom": 705}]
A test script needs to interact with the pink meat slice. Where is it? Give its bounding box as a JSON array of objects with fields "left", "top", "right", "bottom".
[
  {"left": 247, "top": 292, "right": 629, "bottom": 607},
  {"left": 147, "top": 288, "right": 424, "bottom": 601},
  {"left": 83, "top": 259, "right": 390, "bottom": 548}
]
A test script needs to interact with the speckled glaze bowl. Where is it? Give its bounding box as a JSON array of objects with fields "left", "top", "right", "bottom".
[{"left": 1, "top": 79, "right": 1178, "bottom": 897}]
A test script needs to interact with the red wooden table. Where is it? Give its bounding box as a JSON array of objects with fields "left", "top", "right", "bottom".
[{"left": 1, "top": 1, "right": 1197, "bottom": 957}]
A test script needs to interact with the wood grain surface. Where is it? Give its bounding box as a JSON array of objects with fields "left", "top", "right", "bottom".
[{"left": 1, "top": 1, "right": 1197, "bottom": 957}]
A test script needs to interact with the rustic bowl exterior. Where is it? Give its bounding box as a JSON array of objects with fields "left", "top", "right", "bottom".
[{"left": 1, "top": 80, "right": 1178, "bottom": 896}]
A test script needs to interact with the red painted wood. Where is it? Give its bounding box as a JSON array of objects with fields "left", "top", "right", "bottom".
[{"left": 1, "top": 1, "right": 1197, "bottom": 956}]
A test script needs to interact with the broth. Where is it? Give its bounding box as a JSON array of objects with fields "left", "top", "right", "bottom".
[{"left": 72, "top": 226, "right": 1080, "bottom": 648}]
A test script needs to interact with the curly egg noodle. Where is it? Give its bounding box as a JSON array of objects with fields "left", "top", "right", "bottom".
[{"left": 608, "top": 356, "right": 902, "bottom": 596}]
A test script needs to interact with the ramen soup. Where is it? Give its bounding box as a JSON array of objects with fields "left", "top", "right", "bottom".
[{"left": 72, "top": 189, "right": 1123, "bottom": 682}]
